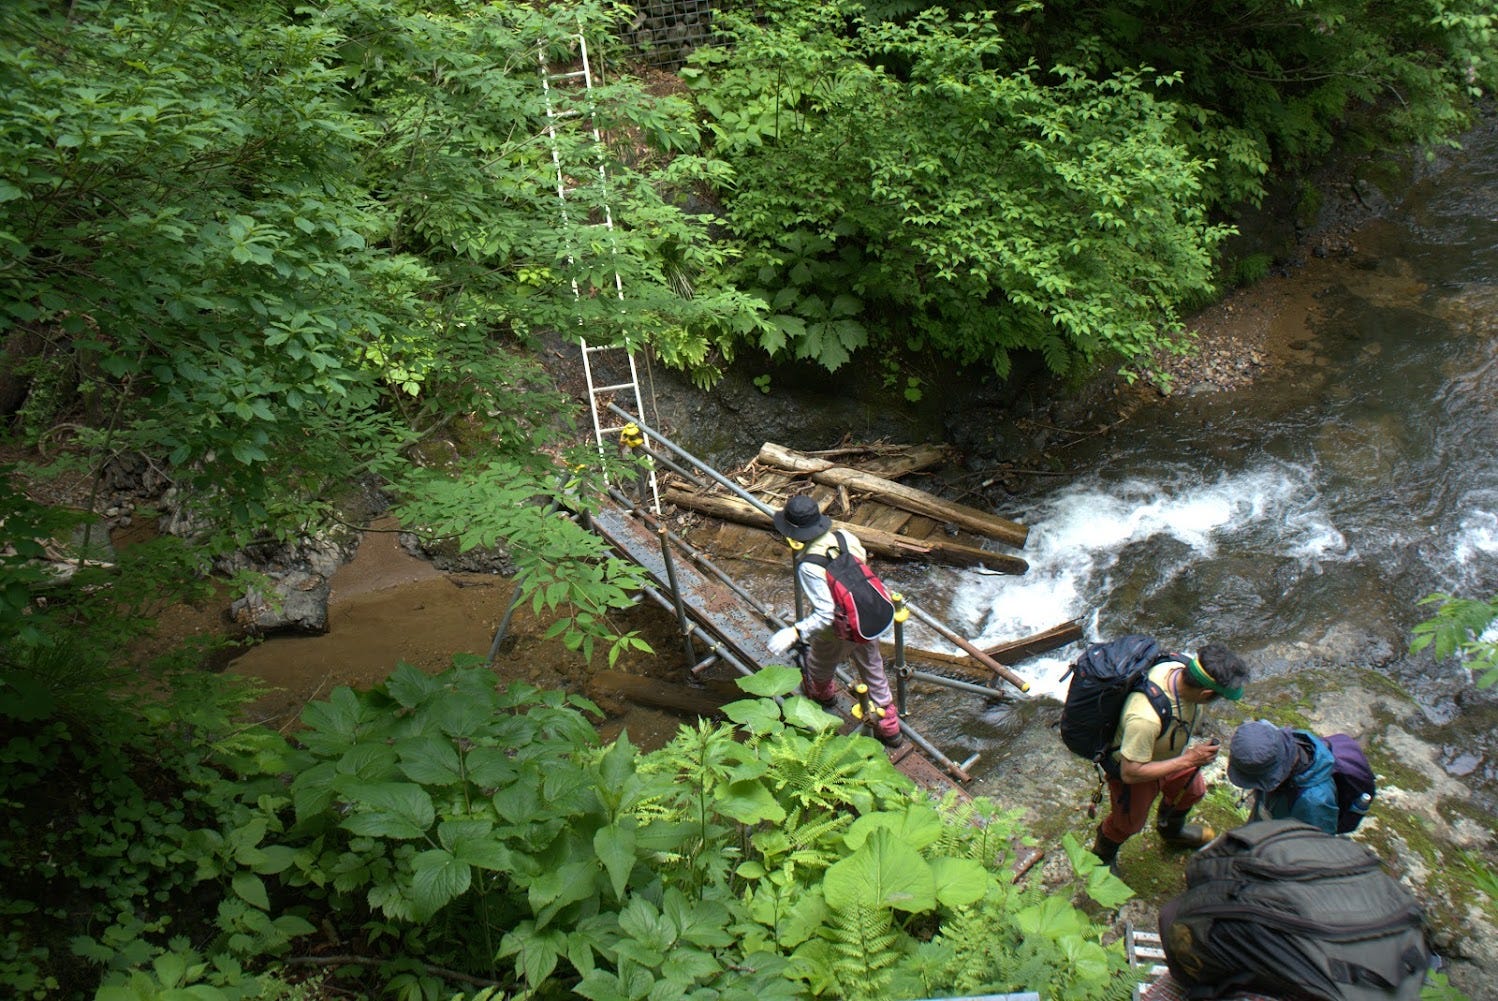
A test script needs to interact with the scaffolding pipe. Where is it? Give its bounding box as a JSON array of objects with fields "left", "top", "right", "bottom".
[
  {"left": 635, "top": 585, "right": 757, "bottom": 678},
  {"left": 655, "top": 520, "right": 698, "bottom": 667},
  {"left": 610, "top": 490, "right": 782, "bottom": 626},
  {"left": 893, "top": 593, "right": 909, "bottom": 715},
  {"left": 904, "top": 600, "right": 1031, "bottom": 694},
  {"left": 604, "top": 404, "right": 774, "bottom": 515},
  {"left": 907, "top": 669, "right": 1009, "bottom": 699}
]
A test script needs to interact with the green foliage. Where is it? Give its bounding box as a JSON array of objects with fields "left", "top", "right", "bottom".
[
  {"left": 861, "top": 0, "right": 1494, "bottom": 205},
  {"left": 0, "top": 0, "right": 759, "bottom": 661},
  {"left": 6, "top": 643, "right": 1140, "bottom": 998},
  {"left": 0, "top": 643, "right": 288, "bottom": 997},
  {"left": 1411, "top": 592, "right": 1498, "bottom": 688},
  {"left": 1422, "top": 970, "right": 1473, "bottom": 1001},
  {"left": 685, "top": 6, "right": 1234, "bottom": 380},
  {"left": 94, "top": 944, "right": 314, "bottom": 1001},
  {"left": 1232, "top": 253, "right": 1275, "bottom": 287},
  {"left": 393, "top": 457, "right": 654, "bottom": 664}
]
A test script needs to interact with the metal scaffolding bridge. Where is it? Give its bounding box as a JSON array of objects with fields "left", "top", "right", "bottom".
[{"left": 569, "top": 403, "right": 1067, "bottom": 795}]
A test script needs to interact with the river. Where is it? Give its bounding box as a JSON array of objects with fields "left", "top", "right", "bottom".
[{"left": 905, "top": 123, "right": 1498, "bottom": 800}]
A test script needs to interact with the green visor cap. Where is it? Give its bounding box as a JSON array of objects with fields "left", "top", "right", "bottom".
[{"left": 1186, "top": 657, "right": 1243, "bottom": 701}]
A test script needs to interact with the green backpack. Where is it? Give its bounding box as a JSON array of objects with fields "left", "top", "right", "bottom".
[{"left": 1161, "top": 820, "right": 1429, "bottom": 1000}]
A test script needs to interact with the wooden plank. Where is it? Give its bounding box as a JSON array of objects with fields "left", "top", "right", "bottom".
[
  {"left": 663, "top": 487, "right": 1029, "bottom": 573},
  {"left": 985, "top": 620, "right": 1084, "bottom": 664},
  {"left": 757, "top": 442, "right": 1029, "bottom": 549},
  {"left": 859, "top": 504, "right": 917, "bottom": 536},
  {"left": 886, "top": 620, "right": 1084, "bottom": 673}
]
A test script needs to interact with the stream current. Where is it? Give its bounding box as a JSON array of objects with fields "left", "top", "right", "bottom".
[{"left": 907, "top": 124, "right": 1498, "bottom": 800}]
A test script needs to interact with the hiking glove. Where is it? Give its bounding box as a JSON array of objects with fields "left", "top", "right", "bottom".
[{"left": 767, "top": 627, "right": 799, "bottom": 655}]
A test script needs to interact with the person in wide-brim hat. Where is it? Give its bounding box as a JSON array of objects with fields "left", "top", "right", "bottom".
[
  {"left": 765, "top": 494, "right": 903, "bottom": 747},
  {"left": 773, "top": 493, "right": 832, "bottom": 542},
  {"left": 1228, "top": 720, "right": 1299, "bottom": 792}
]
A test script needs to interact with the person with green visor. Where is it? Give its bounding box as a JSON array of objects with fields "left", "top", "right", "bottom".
[{"left": 1092, "top": 644, "right": 1251, "bottom": 870}]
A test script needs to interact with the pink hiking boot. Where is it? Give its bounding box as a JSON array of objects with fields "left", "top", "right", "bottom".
[
  {"left": 871, "top": 703, "right": 903, "bottom": 748},
  {"left": 802, "top": 676, "right": 838, "bottom": 709}
]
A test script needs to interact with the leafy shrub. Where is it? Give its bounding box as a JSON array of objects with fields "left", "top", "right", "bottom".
[
  {"left": 685, "top": 7, "right": 1233, "bottom": 380},
  {"left": 1412, "top": 593, "right": 1498, "bottom": 688}
]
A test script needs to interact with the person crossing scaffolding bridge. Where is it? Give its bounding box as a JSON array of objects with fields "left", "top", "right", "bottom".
[
  {"left": 765, "top": 494, "right": 903, "bottom": 748},
  {"left": 1091, "top": 643, "right": 1251, "bottom": 870}
]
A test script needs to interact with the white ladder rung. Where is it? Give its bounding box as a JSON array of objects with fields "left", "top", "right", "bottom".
[{"left": 540, "top": 29, "right": 660, "bottom": 514}]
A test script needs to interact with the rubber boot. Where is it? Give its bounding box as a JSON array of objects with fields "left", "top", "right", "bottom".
[
  {"left": 1091, "top": 827, "right": 1124, "bottom": 875},
  {"left": 872, "top": 703, "right": 903, "bottom": 748},
  {"left": 1156, "top": 807, "right": 1214, "bottom": 849}
]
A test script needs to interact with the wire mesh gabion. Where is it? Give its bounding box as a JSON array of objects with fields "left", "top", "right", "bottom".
[{"left": 621, "top": 0, "right": 717, "bottom": 69}]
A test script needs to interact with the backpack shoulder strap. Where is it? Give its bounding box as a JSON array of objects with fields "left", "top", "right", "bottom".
[
  {"left": 1139, "top": 677, "right": 1174, "bottom": 725},
  {"left": 829, "top": 530, "right": 847, "bottom": 558}
]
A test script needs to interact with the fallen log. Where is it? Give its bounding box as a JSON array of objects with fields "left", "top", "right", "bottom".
[
  {"left": 890, "top": 620, "right": 1084, "bottom": 680},
  {"left": 811, "top": 443, "right": 956, "bottom": 479},
  {"left": 588, "top": 671, "right": 738, "bottom": 718},
  {"left": 984, "top": 620, "right": 1084, "bottom": 664},
  {"left": 662, "top": 487, "right": 1029, "bottom": 574},
  {"left": 756, "top": 442, "right": 1029, "bottom": 550}
]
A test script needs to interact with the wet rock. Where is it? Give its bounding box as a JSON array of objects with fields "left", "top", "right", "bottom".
[
  {"left": 403, "top": 531, "right": 515, "bottom": 575},
  {"left": 229, "top": 570, "right": 331, "bottom": 635}
]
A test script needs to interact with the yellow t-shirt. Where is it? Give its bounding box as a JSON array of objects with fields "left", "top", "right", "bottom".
[{"left": 1112, "top": 661, "right": 1200, "bottom": 767}]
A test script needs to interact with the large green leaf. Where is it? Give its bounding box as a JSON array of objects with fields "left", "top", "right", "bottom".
[
  {"left": 823, "top": 827, "right": 935, "bottom": 913},
  {"left": 300, "top": 686, "right": 365, "bottom": 754},
  {"left": 410, "top": 848, "right": 473, "bottom": 917},
  {"left": 465, "top": 745, "right": 519, "bottom": 788},
  {"left": 714, "top": 779, "right": 787, "bottom": 825},
  {"left": 1062, "top": 831, "right": 1135, "bottom": 908},
  {"left": 396, "top": 734, "right": 464, "bottom": 786},
  {"left": 662, "top": 886, "right": 735, "bottom": 948},
  {"left": 929, "top": 856, "right": 989, "bottom": 908},
  {"left": 1015, "top": 894, "right": 1094, "bottom": 941},
  {"left": 231, "top": 872, "right": 270, "bottom": 910},
  {"left": 386, "top": 661, "right": 440, "bottom": 708},
  {"left": 845, "top": 803, "right": 944, "bottom": 851},
  {"left": 337, "top": 781, "right": 435, "bottom": 839},
  {"left": 594, "top": 821, "right": 637, "bottom": 900},
  {"left": 737, "top": 665, "right": 801, "bottom": 697},
  {"left": 781, "top": 694, "right": 839, "bottom": 732},
  {"left": 722, "top": 698, "right": 784, "bottom": 735}
]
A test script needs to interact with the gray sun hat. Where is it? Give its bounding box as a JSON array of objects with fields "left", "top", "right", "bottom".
[
  {"left": 773, "top": 494, "right": 831, "bottom": 542},
  {"left": 1227, "top": 720, "right": 1299, "bottom": 791}
]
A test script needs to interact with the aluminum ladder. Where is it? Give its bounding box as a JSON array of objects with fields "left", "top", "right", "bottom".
[
  {"left": 1125, "top": 923, "right": 1170, "bottom": 999},
  {"left": 538, "top": 31, "right": 661, "bottom": 515}
]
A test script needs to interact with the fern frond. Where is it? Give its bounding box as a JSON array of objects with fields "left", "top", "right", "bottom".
[{"left": 827, "top": 900, "right": 900, "bottom": 997}]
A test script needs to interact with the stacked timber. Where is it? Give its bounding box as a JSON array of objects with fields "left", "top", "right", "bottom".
[{"left": 663, "top": 441, "right": 1030, "bottom": 573}]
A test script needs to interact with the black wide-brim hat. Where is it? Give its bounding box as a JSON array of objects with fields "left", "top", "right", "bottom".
[{"left": 773, "top": 494, "right": 831, "bottom": 542}]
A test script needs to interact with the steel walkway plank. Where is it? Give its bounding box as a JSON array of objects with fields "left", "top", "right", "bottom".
[{"left": 590, "top": 503, "right": 772, "bottom": 668}]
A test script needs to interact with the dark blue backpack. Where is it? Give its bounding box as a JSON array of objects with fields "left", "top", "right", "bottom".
[{"left": 1058, "top": 635, "right": 1177, "bottom": 777}]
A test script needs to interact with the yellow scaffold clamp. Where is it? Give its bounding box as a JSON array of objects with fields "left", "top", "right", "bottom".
[
  {"left": 619, "top": 422, "right": 645, "bottom": 449},
  {"left": 891, "top": 591, "right": 909, "bottom": 624}
]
